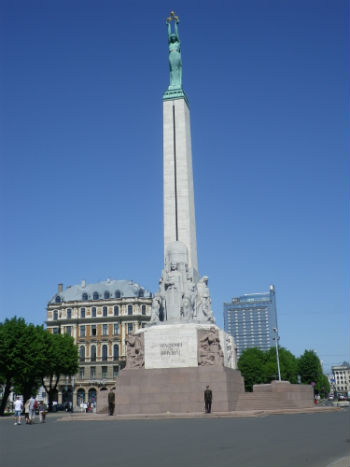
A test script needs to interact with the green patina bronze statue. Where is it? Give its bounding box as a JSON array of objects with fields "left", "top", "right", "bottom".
[{"left": 166, "top": 11, "right": 182, "bottom": 90}]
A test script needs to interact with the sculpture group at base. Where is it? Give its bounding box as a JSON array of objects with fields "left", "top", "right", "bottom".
[{"left": 150, "top": 241, "right": 215, "bottom": 325}]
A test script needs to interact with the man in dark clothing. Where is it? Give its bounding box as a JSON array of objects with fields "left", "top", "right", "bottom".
[
  {"left": 108, "top": 388, "right": 115, "bottom": 416},
  {"left": 204, "top": 385, "right": 213, "bottom": 413}
]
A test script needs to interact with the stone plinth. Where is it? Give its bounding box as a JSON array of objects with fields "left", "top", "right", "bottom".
[
  {"left": 96, "top": 388, "right": 109, "bottom": 414},
  {"left": 236, "top": 381, "right": 314, "bottom": 410},
  {"left": 115, "top": 366, "right": 245, "bottom": 414},
  {"left": 135, "top": 323, "right": 237, "bottom": 370}
]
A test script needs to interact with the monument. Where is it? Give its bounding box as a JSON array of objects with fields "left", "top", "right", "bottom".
[
  {"left": 115, "top": 13, "right": 244, "bottom": 414},
  {"left": 113, "top": 13, "right": 314, "bottom": 414}
]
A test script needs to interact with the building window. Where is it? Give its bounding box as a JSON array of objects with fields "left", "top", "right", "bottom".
[
  {"left": 79, "top": 367, "right": 84, "bottom": 379},
  {"left": 93, "top": 292, "right": 99, "bottom": 300},
  {"left": 91, "top": 325, "right": 97, "bottom": 336},
  {"left": 104, "top": 291, "right": 110, "bottom": 299},
  {"left": 80, "top": 346, "right": 85, "bottom": 362},
  {"left": 102, "top": 324, "right": 108, "bottom": 336},
  {"left": 102, "top": 345, "right": 108, "bottom": 361},
  {"left": 80, "top": 308, "right": 85, "bottom": 318},
  {"left": 55, "top": 296, "right": 61, "bottom": 303},
  {"left": 141, "top": 305, "right": 146, "bottom": 315},
  {"left": 138, "top": 289, "right": 144, "bottom": 298},
  {"left": 82, "top": 293, "right": 88, "bottom": 301},
  {"left": 80, "top": 325, "right": 85, "bottom": 337},
  {"left": 114, "top": 306, "right": 119, "bottom": 316},
  {"left": 141, "top": 323, "right": 146, "bottom": 328},
  {"left": 128, "top": 305, "right": 133, "bottom": 316},
  {"left": 115, "top": 290, "right": 121, "bottom": 298},
  {"left": 92, "top": 307, "right": 96, "bottom": 318},
  {"left": 127, "top": 323, "right": 133, "bottom": 334},
  {"left": 67, "top": 308, "right": 72, "bottom": 319},
  {"left": 66, "top": 326, "right": 72, "bottom": 336},
  {"left": 113, "top": 323, "right": 119, "bottom": 335},
  {"left": 52, "top": 327, "right": 59, "bottom": 334},
  {"left": 77, "top": 389, "right": 85, "bottom": 405},
  {"left": 91, "top": 345, "right": 96, "bottom": 362},
  {"left": 90, "top": 367, "right": 96, "bottom": 379},
  {"left": 113, "top": 366, "right": 119, "bottom": 377},
  {"left": 113, "top": 344, "right": 119, "bottom": 360},
  {"left": 102, "top": 366, "right": 108, "bottom": 379},
  {"left": 103, "top": 306, "right": 108, "bottom": 317},
  {"left": 53, "top": 310, "right": 58, "bottom": 320}
]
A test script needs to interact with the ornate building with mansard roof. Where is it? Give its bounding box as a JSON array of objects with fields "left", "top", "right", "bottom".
[{"left": 45, "top": 278, "right": 152, "bottom": 409}]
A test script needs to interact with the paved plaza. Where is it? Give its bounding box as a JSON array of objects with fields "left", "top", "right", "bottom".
[{"left": 0, "top": 409, "right": 349, "bottom": 467}]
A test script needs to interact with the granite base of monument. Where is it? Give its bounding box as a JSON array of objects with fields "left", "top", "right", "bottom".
[
  {"left": 114, "top": 322, "right": 243, "bottom": 415},
  {"left": 115, "top": 366, "right": 245, "bottom": 414}
]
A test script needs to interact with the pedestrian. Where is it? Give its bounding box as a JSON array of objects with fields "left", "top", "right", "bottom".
[
  {"left": 24, "top": 399, "right": 30, "bottom": 424},
  {"left": 108, "top": 388, "right": 115, "bottom": 416},
  {"left": 204, "top": 385, "right": 213, "bottom": 413},
  {"left": 38, "top": 401, "right": 47, "bottom": 423},
  {"left": 29, "top": 395, "right": 36, "bottom": 424},
  {"left": 13, "top": 396, "right": 23, "bottom": 425}
]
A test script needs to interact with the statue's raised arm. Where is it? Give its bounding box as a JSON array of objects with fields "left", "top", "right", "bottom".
[{"left": 166, "top": 11, "right": 182, "bottom": 90}]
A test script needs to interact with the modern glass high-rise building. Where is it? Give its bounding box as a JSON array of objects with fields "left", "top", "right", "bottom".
[{"left": 224, "top": 285, "right": 278, "bottom": 359}]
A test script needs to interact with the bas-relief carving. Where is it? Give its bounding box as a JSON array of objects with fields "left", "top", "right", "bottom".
[
  {"left": 224, "top": 333, "right": 236, "bottom": 369},
  {"left": 198, "top": 327, "right": 224, "bottom": 366},
  {"left": 125, "top": 334, "right": 144, "bottom": 369},
  {"left": 150, "top": 241, "right": 216, "bottom": 325}
]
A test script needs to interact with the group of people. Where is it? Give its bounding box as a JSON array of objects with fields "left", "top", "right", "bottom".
[{"left": 13, "top": 396, "right": 47, "bottom": 425}]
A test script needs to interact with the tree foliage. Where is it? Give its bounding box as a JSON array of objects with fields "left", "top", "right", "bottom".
[
  {"left": 298, "top": 349, "right": 330, "bottom": 395},
  {"left": 40, "top": 332, "right": 78, "bottom": 410},
  {"left": 238, "top": 346, "right": 327, "bottom": 393},
  {"left": 0, "top": 317, "right": 78, "bottom": 414},
  {"left": 238, "top": 348, "right": 266, "bottom": 391}
]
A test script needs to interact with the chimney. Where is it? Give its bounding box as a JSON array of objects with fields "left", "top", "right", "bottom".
[
  {"left": 81, "top": 279, "right": 86, "bottom": 288},
  {"left": 58, "top": 283, "right": 63, "bottom": 293}
]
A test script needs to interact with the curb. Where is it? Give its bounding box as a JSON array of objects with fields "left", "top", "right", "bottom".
[{"left": 57, "top": 406, "right": 345, "bottom": 422}]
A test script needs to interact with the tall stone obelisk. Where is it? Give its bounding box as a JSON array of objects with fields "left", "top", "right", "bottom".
[{"left": 162, "top": 12, "right": 198, "bottom": 273}]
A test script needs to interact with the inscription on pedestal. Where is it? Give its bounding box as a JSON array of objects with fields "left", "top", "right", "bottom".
[{"left": 144, "top": 325, "right": 198, "bottom": 369}]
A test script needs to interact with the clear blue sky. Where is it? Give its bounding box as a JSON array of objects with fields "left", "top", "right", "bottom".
[{"left": 1, "top": 0, "right": 348, "bottom": 373}]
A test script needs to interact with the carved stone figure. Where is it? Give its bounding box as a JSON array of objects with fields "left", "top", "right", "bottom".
[
  {"left": 195, "top": 276, "right": 215, "bottom": 323},
  {"left": 198, "top": 327, "right": 224, "bottom": 366},
  {"left": 164, "top": 261, "right": 184, "bottom": 321},
  {"left": 150, "top": 294, "right": 162, "bottom": 323},
  {"left": 224, "top": 334, "right": 235, "bottom": 369},
  {"left": 150, "top": 241, "right": 215, "bottom": 325},
  {"left": 181, "top": 295, "right": 193, "bottom": 320},
  {"left": 125, "top": 334, "right": 144, "bottom": 369}
]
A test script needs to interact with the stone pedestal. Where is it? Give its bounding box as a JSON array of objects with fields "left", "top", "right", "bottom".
[
  {"left": 116, "top": 323, "right": 242, "bottom": 415},
  {"left": 116, "top": 366, "right": 245, "bottom": 414}
]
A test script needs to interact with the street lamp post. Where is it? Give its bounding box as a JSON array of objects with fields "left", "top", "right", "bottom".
[{"left": 273, "top": 327, "right": 282, "bottom": 381}]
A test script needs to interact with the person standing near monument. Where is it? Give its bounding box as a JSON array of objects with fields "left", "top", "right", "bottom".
[
  {"left": 108, "top": 388, "right": 115, "bottom": 416},
  {"left": 204, "top": 385, "right": 213, "bottom": 413}
]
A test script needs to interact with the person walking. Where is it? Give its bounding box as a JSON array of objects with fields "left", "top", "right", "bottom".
[
  {"left": 38, "top": 401, "right": 47, "bottom": 423},
  {"left": 108, "top": 388, "right": 115, "bottom": 416},
  {"left": 13, "top": 396, "right": 23, "bottom": 425},
  {"left": 24, "top": 399, "right": 30, "bottom": 424},
  {"left": 28, "top": 396, "right": 36, "bottom": 424},
  {"left": 204, "top": 385, "right": 213, "bottom": 414}
]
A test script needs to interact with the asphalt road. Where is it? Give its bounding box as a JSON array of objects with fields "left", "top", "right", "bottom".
[{"left": 1, "top": 409, "right": 349, "bottom": 467}]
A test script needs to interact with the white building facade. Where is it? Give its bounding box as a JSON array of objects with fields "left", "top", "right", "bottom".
[{"left": 331, "top": 364, "right": 350, "bottom": 395}]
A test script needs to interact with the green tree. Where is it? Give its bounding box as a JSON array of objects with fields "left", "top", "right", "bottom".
[
  {"left": 238, "top": 348, "right": 266, "bottom": 391},
  {"left": 0, "top": 317, "right": 78, "bottom": 415},
  {"left": 0, "top": 317, "right": 44, "bottom": 414},
  {"left": 264, "top": 347, "right": 299, "bottom": 384},
  {"left": 298, "top": 349, "right": 329, "bottom": 396},
  {"left": 39, "top": 332, "right": 78, "bottom": 411}
]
